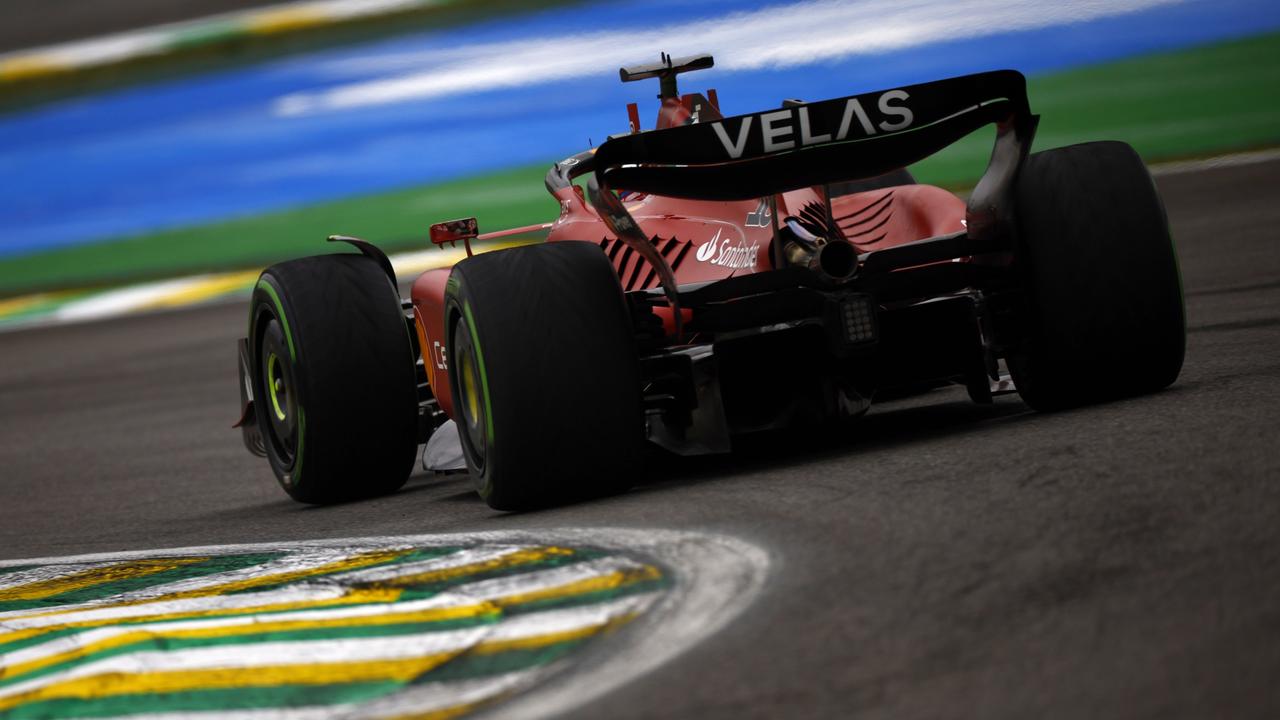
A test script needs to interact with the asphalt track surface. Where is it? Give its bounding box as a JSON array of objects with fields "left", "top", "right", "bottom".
[{"left": 2, "top": 158, "right": 1279, "bottom": 718}]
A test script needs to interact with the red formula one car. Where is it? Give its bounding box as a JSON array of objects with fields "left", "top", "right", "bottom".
[{"left": 235, "top": 54, "right": 1185, "bottom": 509}]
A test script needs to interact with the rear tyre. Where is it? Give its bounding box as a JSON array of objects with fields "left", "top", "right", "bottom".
[
  {"left": 1009, "top": 141, "right": 1185, "bottom": 411},
  {"left": 445, "top": 241, "right": 643, "bottom": 511},
  {"left": 249, "top": 254, "right": 419, "bottom": 503}
]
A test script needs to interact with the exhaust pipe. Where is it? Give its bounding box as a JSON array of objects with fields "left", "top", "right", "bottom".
[
  {"left": 783, "top": 218, "right": 858, "bottom": 282},
  {"left": 810, "top": 239, "right": 857, "bottom": 281}
]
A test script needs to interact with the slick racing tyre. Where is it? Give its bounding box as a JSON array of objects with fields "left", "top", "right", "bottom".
[
  {"left": 444, "top": 241, "right": 643, "bottom": 511},
  {"left": 249, "top": 254, "right": 419, "bottom": 503},
  {"left": 1009, "top": 141, "right": 1185, "bottom": 411}
]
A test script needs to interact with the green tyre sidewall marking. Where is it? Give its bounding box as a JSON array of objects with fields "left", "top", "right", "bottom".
[
  {"left": 255, "top": 276, "right": 306, "bottom": 485},
  {"left": 461, "top": 300, "right": 496, "bottom": 450},
  {"left": 448, "top": 275, "right": 497, "bottom": 501},
  {"left": 256, "top": 279, "right": 295, "bottom": 361}
]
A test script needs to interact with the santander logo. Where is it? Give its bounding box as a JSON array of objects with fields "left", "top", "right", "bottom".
[{"left": 695, "top": 228, "right": 759, "bottom": 270}]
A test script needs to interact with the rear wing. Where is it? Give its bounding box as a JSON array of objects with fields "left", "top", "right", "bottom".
[{"left": 592, "top": 70, "right": 1033, "bottom": 200}]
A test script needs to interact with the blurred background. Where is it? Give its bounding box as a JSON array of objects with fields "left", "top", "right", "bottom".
[{"left": 1, "top": 0, "right": 1277, "bottom": 325}]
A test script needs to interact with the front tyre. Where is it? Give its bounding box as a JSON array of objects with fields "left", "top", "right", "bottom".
[
  {"left": 249, "top": 254, "right": 419, "bottom": 503},
  {"left": 1010, "top": 141, "right": 1186, "bottom": 411},
  {"left": 445, "top": 241, "right": 643, "bottom": 511}
]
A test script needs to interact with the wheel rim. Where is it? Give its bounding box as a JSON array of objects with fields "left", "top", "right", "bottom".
[
  {"left": 259, "top": 318, "right": 297, "bottom": 466},
  {"left": 452, "top": 316, "right": 487, "bottom": 472}
]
